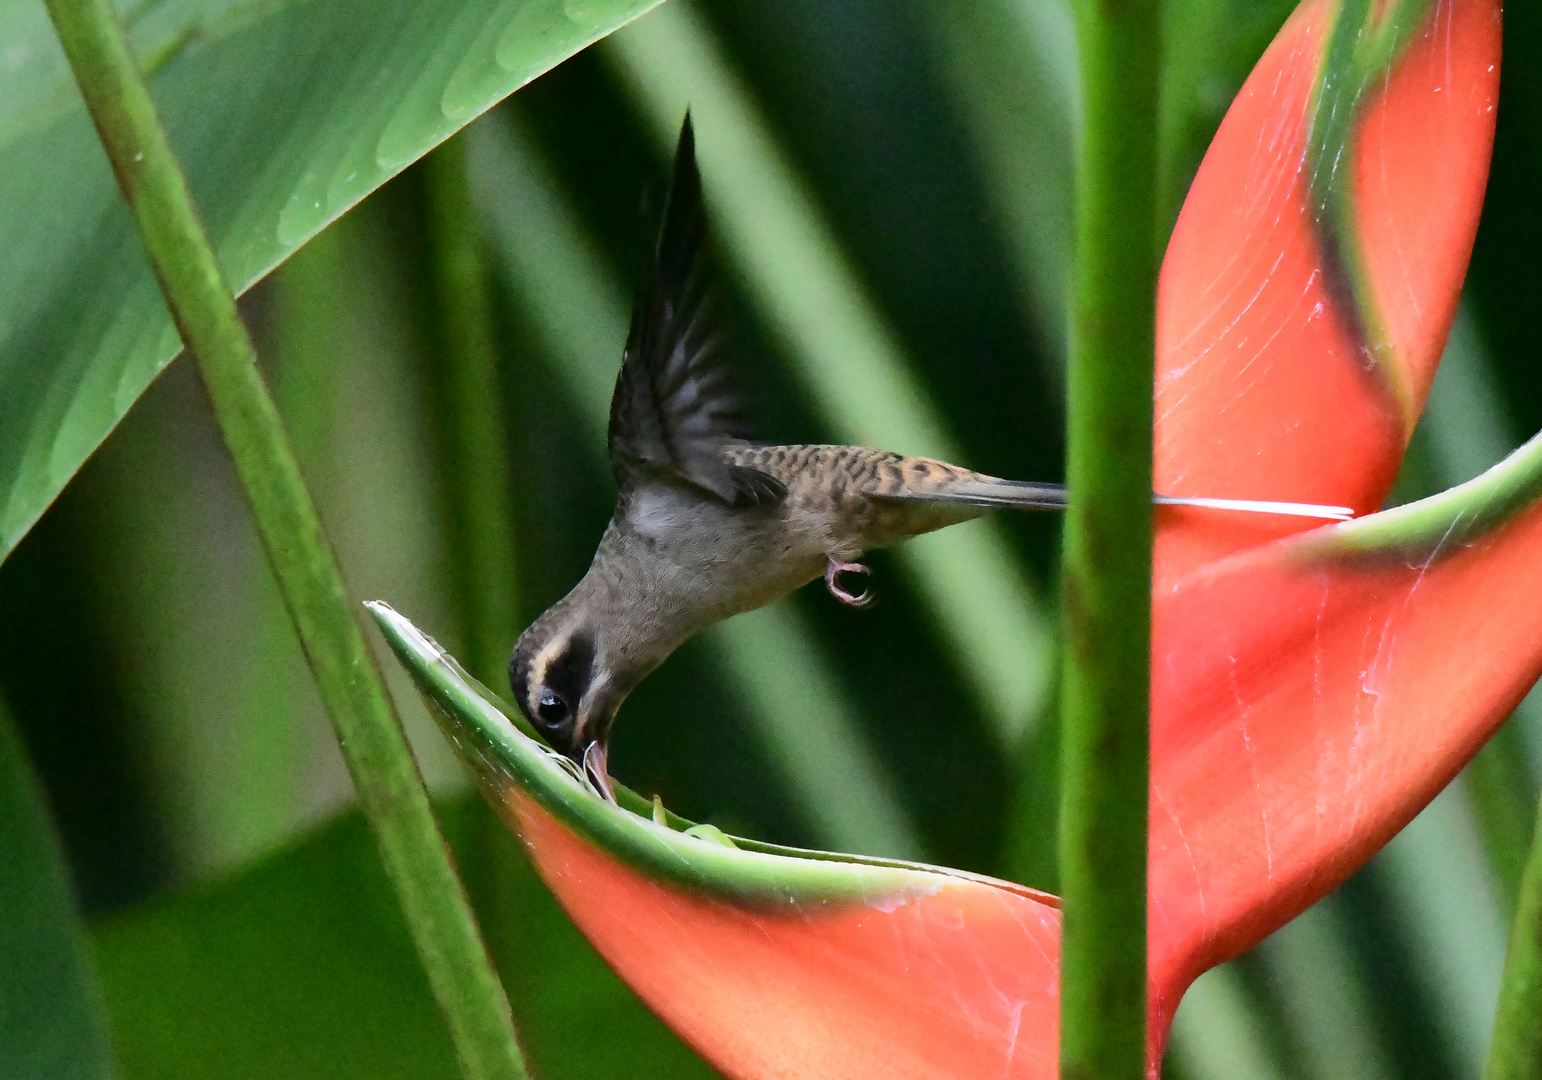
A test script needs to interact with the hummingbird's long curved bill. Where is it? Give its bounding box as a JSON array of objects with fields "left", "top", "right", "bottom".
[
  {"left": 1152, "top": 494, "right": 1355, "bottom": 520},
  {"left": 582, "top": 740, "right": 617, "bottom": 803}
]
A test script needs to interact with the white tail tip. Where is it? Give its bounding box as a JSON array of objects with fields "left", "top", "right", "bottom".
[{"left": 1155, "top": 495, "right": 1355, "bottom": 521}]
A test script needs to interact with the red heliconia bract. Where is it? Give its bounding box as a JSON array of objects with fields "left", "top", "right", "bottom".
[
  {"left": 376, "top": 0, "right": 1516, "bottom": 1076},
  {"left": 1154, "top": 0, "right": 1499, "bottom": 587},
  {"left": 1146, "top": 0, "right": 1504, "bottom": 1041},
  {"left": 1149, "top": 461, "right": 1542, "bottom": 1039},
  {"left": 513, "top": 792, "right": 1064, "bottom": 1079}
]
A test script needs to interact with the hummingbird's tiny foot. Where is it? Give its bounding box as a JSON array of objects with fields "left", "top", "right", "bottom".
[
  {"left": 825, "top": 556, "right": 875, "bottom": 608},
  {"left": 582, "top": 741, "right": 618, "bottom": 804}
]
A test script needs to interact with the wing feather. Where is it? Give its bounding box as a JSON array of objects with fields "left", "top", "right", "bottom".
[{"left": 608, "top": 115, "right": 784, "bottom": 508}]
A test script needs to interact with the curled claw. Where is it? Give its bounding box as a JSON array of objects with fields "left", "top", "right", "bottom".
[{"left": 825, "top": 556, "right": 875, "bottom": 608}]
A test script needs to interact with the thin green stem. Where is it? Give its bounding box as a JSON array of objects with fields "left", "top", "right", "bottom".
[
  {"left": 42, "top": 2, "right": 530, "bottom": 1077},
  {"left": 422, "top": 134, "right": 519, "bottom": 687},
  {"left": 1484, "top": 791, "right": 1542, "bottom": 1080},
  {"left": 1468, "top": 721, "right": 1536, "bottom": 921},
  {"left": 1057, "top": 0, "right": 1160, "bottom": 1074}
]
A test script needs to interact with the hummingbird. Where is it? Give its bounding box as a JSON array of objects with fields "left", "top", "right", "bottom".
[{"left": 509, "top": 115, "right": 1351, "bottom": 800}]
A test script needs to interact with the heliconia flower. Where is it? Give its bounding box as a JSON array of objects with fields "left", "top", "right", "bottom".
[
  {"left": 372, "top": 0, "right": 1510, "bottom": 1074},
  {"left": 1155, "top": 0, "right": 1500, "bottom": 587}
]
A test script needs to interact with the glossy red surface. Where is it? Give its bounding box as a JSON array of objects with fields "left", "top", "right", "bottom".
[{"left": 510, "top": 792, "right": 1064, "bottom": 1080}]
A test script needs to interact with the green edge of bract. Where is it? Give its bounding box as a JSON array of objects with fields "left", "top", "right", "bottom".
[
  {"left": 1304, "top": 0, "right": 1439, "bottom": 425},
  {"left": 366, "top": 601, "right": 1046, "bottom": 910},
  {"left": 1292, "top": 427, "right": 1542, "bottom": 566}
]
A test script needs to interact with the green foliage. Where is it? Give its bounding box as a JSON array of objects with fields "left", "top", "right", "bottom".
[
  {"left": 92, "top": 800, "right": 721, "bottom": 1080},
  {"left": 0, "top": 699, "right": 115, "bottom": 1080},
  {"left": 1, "top": 0, "right": 1539, "bottom": 1077},
  {"left": 40, "top": 0, "right": 531, "bottom": 1071},
  {"left": 1486, "top": 791, "right": 1542, "bottom": 1079},
  {"left": 421, "top": 135, "right": 519, "bottom": 687},
  {"left": 0, "top": 0, "right": 664, "bottom": 562}
]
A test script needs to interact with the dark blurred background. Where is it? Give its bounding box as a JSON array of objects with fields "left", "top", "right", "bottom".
[{"left": 2, "top": 1, "right": 1539, "bottom": 1077}]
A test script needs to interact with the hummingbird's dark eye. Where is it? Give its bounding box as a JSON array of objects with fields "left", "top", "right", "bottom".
[{"left": 535, "top": 691, "right": 569, "bottom": 729}]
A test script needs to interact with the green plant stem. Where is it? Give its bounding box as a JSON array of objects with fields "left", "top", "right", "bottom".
[
  {"left": 1469, "top": 719, "right": 1539, "bottom": 920},
  {"left": 1485, "top": 790, "right": 1542, "bottom": 1080},
  {"left": 1057, "top": 0, "right": 1160, "bottom": 1074},
  {"left": 42, "top": 2, "right": 531, "bottom": 1077},
  {"left": 422, "top": 135, "right": 519, "bottom": 687}
]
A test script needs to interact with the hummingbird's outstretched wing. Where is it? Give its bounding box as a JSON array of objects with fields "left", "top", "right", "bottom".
[{"left": 608, "top": 115, "right": 786, "bottom": 509}]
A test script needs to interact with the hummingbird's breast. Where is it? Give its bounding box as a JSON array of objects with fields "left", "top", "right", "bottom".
[
  {"left": 611, "top": 479, "right": 828, "bottom": 628},
  {"left": 577, "top": 443, "right": 987, "bottom": 684},
  {"left": 599, "top": 443, "right": 986, "bottom": 660}
]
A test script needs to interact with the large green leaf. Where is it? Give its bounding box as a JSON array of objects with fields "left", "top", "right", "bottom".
[
  {"left": 0, "top": 0, "right": 663, "bottom": 563},
  {"left": 91, "top": 799, "right": 721, "bottom": 1080},
  {"left": 0, "top": 696, "right": 116, "bottom": 1080}
]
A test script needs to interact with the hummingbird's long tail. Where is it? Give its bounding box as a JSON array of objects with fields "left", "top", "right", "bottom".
[{"left": 879, "top": 473, "right": 1354, "bottom": 521}]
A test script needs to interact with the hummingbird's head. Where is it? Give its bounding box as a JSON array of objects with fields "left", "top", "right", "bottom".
[{"left": 508, "top": 611, "right": 626, "bottom": 776}]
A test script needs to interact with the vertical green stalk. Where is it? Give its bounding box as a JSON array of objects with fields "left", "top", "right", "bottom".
[
  {"left": 1485, "top": 793, "right": 1542, "bottom": 1080},
  {"left": 1057, "top": 0, "right": 1160, "bottom": 1074},
  {"left": 42, "top": 2, "right": 530, "bottom": 1078},
  {"left": 1468, "top": 684, "right": 1541, "bottom": 917},
  {"left": 422, "top": 134, "right": 519, "bottom": 687}
]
